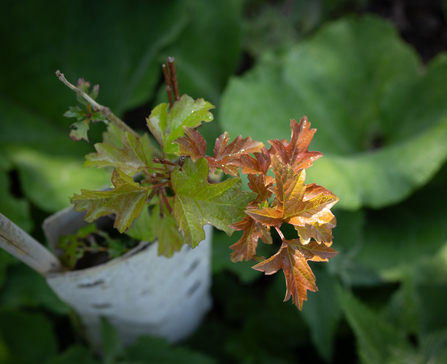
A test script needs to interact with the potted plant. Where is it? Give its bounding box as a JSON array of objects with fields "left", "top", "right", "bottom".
[{"left": 0, "top": 57, "right": 339, "bottom": 349}]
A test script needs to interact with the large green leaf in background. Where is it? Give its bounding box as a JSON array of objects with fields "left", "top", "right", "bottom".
[
  {"left": 0, "top": 309, "right": 58, "bottom": 364},
  {"left": 220, "top": 15, "right": 447, "bottom": 209},
  {"left": 339, "top": 285, "right": 447, "bottom": 364}
]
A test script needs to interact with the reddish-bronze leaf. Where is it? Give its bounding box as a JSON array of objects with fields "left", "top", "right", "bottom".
[
  {"left": 213, "top": 132, "right": 264, "bottom": 161},
  {"left": 229, "top": 216, "right": 272, "bottom": 262},
  {"left": 286, "top": 239, "right": 338, "bottom": 261},
  {"left": 245, "top": 158, "right": 338, "bottom": 239},
  {"left": 247, "top": 174, "right": 273, "bottom": 207},
  {"left": 208, "top": 132, "right": 265, "bottom": 176},
  {"left": 269, "top": 117, "right": 323, "bottom": 172},
  {"left": 252, "top": 242, "right": 317, "bottom": 310},
  {"left": 294, "top": 211, "right": 336, "bottom": 245},
  {"left": 230, "top": 146, "right": 271, "bottom": 175},
  {"left": 175, "top": 126, "right": 207, "bottom": 162}
]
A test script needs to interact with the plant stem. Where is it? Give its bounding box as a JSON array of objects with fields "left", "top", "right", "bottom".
[
  {"left": 167, "top": 57, "right": 180, "bottom": 101},
  {"left": 275, "top": 226, "right": 285, "bottom": 241},
  {"left": 160, "top": 186, "right": 173, "bottom": 215},
  {"left": 55, "top": 70, "right": 138, "bottom": 138},
  {"left": 162, "top": 64, "right": 174, "bottom": 108}
]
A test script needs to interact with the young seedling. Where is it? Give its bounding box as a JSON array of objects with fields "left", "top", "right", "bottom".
[{"left": 56, "top": 58, "right": 338, "bottom": 310}]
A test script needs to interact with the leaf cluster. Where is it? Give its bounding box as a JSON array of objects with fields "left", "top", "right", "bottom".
[{"left": 60, "top": 62, "right": 338, "bottom": 309}]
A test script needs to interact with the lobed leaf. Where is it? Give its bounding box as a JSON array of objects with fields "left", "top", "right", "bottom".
[
  {"left": 84, "top": 132, "right": 153, "bottom": 176},
  {"left": 245, "top": 157, "right": 338, "bottom": 240},
  {"left": 175, "top": 126, "right": 207, "bottom": 162},
  {"left": 147, "top": 95, "right": 215, "bottom": 154},
  {"left": 269, "top": 117, "right": 322, "bottom": 172},
  {"left": 69, "top": 120, "right": 90, "bottom": 142},
  {"left": 288, "top": 239, "right": 338, "bottom": 261},
  {"left": 70, "top": 169, "right": 149, "bottom": 233},
  {"left": 150, "top": 204, "right": 184, "bottom": 257},
  {"left": 229, "top": 216, "right": 272, "bottom": 262},
  {"left": 172, "top": 158, "right": 255, "bottom": 248},
  {"left": 176, "top": 128, "right": 264, "bottom": 176},
  {"left": 230, "top": 146, "right": 272, "bottom": 175},
  {"left": 208, "top": 132, "right": 264, "bottom": 176},
  {"left": 246, "top": 174, "right": 273, "bottom": 207},
  {"left": 252, "top": 242, "right": 318, "bottom": 310}
]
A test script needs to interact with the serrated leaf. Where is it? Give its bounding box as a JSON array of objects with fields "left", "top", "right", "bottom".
[
  {"left": 70, "top": 169, "right": 149, "bottom": 233},
  {"left": 252, "top": 242, "right": 317, "bottom": 310},
  {"left": 151, "top": 205, "right": 184, "bottom": 257},
  {"left": 125, "top": 205, "right": 154, "bottom": 242},
  {"left": 63, "top": 106, "right": 85, "bottom": 120},
  {"left": 102, "top": 123, "right": 125, "bottom": 148},
  {"left": 172, "top": 158, "right": 255, "bottom": 248},
  {"left": 231, "top": 146, "right": 272, "bottom": 175},
  {"left": 247, "top": 174, "right": 273, "bottom": 206},
  {"left": 84, "top": 132, "right": 153, "bottom": 175},
  {"left": 58, "top": 234, "right": 86, "bottom": 269},
  {"left": 269, "top": 117, "right": 322, "bottom": 171},
  {"left": 175, "top": 126, "right": 207, "bottom": 161},
  {"left": 69, "top": 120, "right": 90, "bottom": 142},
  {"left": 245, "top": 157, "right": 338, "bottom": 242},
  {"left": 207, "top": 132, "right": 264, "bottom": 176},
  {"left": 229, "top": 216, "right": 272, "bottom": 262},
  {"left": 290, "top": 239, "right": 338, "bottom": 261},
  {"left": 176, "top": 128, "right": 265, "bottom": 176},
  {"left": 147, "top": 95, "right": 215, "bottom": 154}
]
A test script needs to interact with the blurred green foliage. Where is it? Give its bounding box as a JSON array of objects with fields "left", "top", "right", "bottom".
[{"left": 1, "top": 0, "right": 447, "bottom": 363}]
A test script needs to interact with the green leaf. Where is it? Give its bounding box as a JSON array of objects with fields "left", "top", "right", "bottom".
[
  {"left": 300, "top": 268, "right": 341, "bottom": 361},
  {"left": 355, "top": 184, "right": 447, "bottom": 283},
  {"left": 0, "top": 169, "right": 33, "bottom": 232},
  {"left": 44, "top": 345, "right": 100, "bottom": 364},
  {"left": 71, "top": 169, "right": 149, "bottom": 233},
  {"left": 105, "top": 235, "right": 128, "bottom": 259},
  {"left": 147, "top": 95, "right": 215, "bottom": 154},
  {"left": 63, "top": 106, "right": 85, "bottom": 120},
  {"left": 124, "top": 335, "right": 217, "bottom": 364},
  {"left": 125, "top": 205, "right": 154, "bottom": 242},
  {"left": 172, "top": 158, "right": 255, "bottom": 248},
  {"left": 0, "top": 249, "right": 19, "bottom": 290},
  {"left": 84, "top": 132, "right": 154, "bottom": 176},
  {"left": 416, "top": 283, "right": 447, "bottom": 337},
  {"left": 151, "top": 205, "right": 184, "bottom": 257},
  {"left": 220, "top": 15, "right": 447, "bottom": 209},
  {"left": 102, "top": 123, "right": 126, "bottom": 149},
  {"left": 0, "top": 264, "right": 70, "bottom": 315},
  {"left": 69, "top": 119, "right": 90, "bottom": 142},
  {"left": 58, "top": 224, "right": 97, "bottom": 269},
  {"left": 101, "top": 317, "right": 124, "bottom": 364},
  {"left": 0, "top": 308, "right": 58, "bottom": 364},
  {"left": 7, "top": 147, "right": 110, "bottom": 213},
  {"left": 337, "top": 287, "right": 411, "bottom": 364},
  {"left": 0, "top": 0, "right": 190, "bottom": 119}
]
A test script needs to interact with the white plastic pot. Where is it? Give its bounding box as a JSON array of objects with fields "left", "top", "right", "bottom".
[{"left": 42, "top": 206, "right": 212, "bottom": 348}]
